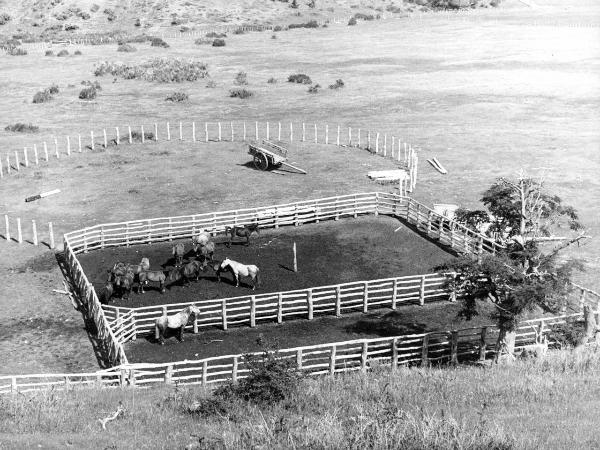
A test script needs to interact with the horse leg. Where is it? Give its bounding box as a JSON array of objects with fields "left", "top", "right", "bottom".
[
  {"left": 178, "top": 325, "right": 184, "bottom": 342},
  {"left": 160, "top": 281, "right": 165, "bottom": 294},
  {"left": 235, "top": 273, "right": 239, "bottom": 288}
]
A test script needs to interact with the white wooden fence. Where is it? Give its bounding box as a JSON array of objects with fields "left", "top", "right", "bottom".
[
  {"left": 1, "top": 214, "right": 56, "bottom": 248},
  {"left": 0, "top": 313, "right": 581, "bottom": 394}
]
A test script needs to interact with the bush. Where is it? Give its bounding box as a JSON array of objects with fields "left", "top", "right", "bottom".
[
  {"left": 165, "top": 91, "right": 188, "bottom": 102},
  {"left": 206, "top": 80, "right": 217, "bottom": 88},
  {"left": 131, "top": 131, "right": 154, "bottom": 141},
  {"left": 386, "top": 4, "right": 403, "bottom": 13},
  {"left": 5, "top": 123, "right": 39, "bottom": 133},
  {"left": 117, "top": 43, "right": 137, "bottom": 52},
  {"left": 273, "top": 25, "right": 282, "bottom": 32},
  {"left": 0, "top": 12, "right": 12, "bottom": 25},
  {"left": 65, "top": 24, "right": 79, "bottom": 31},
  {"left": 229, "top": 88, "right": 253, "bottom": 99},
  {"left": 46, "top": 84, "right": 59, "bottom": 94},
  {"left": 234, "top": 71, "right": 248, "bottom": 85},
  {"left": 288, "top": 73, "right": 311, "bottom": 84},
  {"left": 212, "top": 38, "right": 226, "bottom": 47},
  {"left": 57, "top": 49, "right": 69, "bottom": 57},
  {"left": 134, "top": 18, "right": 141, "bottom": 27},
  {"left": 329, "top": 78, "right": 344, "bottom": 89},
  {"left": 353, "top": 12, "right": 376, "bottom": 20},
  {"left": 150, "top": 37, "right": 169, "bottom": 48},
  {"left": 74, "top": 49, "right": 82, "bottom": 55},
  {"left": 81, "top": 80, "right": 101, "bottom": 90},
  {"left": 94, "top": 58, "right": 209, "bottom": 83},
  {"left": 288, "top": 20, "right": 319, "bottom": 29},
  {"left": 308, "top": 83, "right": 321, "bottom": 93},
  {"left": 233, "top": 28, "right": 245, "bottom": 35},
  {"left": 194, "top": 38, "right": 212, "bottom": 45},
  {"left": 267, "top": 77, "right": 277, "bottom": 84},
  {"left": 32, "top": 91, "right": 52, "bottom": 103},
  {"left": 79, "top": 86, "right": 97, "bottom": 100},
  {"left": 90, "top": 4, "right": 100, "bottom": 12},
  {"left": 348, "top": 17, "right": 357, "bottom": 26},
  {"left": 271, "top": 34, "right": 277, "bottom": 39},
  {"left": 6, "top": 46, "right": 27, "bottom": 56},
  {"left": 548, "top": 319, "right": 586, "bottom": 348},
  {"left": 206, "top": 32, "right": 226, "bottom": 38},
  {"left": 45, "top": 50, "right": 54, "bottom": 56}
]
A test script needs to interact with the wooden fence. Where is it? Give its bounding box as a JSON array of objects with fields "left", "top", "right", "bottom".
[
  {"left": 0, "top": 120, "right": 419, "bottom": 197},
  {"left": 0, "top": 313, "right": 580, "bottom": 395},
  {"left": 1, "top": 214, "right": 56, "bottom": 248}
]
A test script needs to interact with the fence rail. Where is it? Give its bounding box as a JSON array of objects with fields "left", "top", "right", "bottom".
[{"left": 0, "top": 313, "right": 581, "bottom": 395}]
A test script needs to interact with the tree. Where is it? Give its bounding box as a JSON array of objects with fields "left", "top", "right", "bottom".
[{"left": 438, "top": 173, "right": 588, "bottom": 361}]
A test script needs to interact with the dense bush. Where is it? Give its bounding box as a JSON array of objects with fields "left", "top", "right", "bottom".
[
  {"left": 32, "top": 90, "right": 52, "bottom": 103},
  {"left": 288, "top": 20, "right": 319, "bottom": 29},
  {"left": 235, "top": 71, "right": 248, "bottom": 85},
  {"left": 56, "top": 49, "right": 69, "bottom": 57},
  {"left": 79, "top": 86, "right": 97, "bottom": 100},
  {"left": 81, "top": 80, "right": 101, "bottom": 90},
  {"left": 308, "top": 83, "right": 321, "bottom": 93},
  {"left": 273, "top": 25, "right": 282, "bottom": 32},
  {"left": 348, "top": 17, "right": 357, "bottom": 26},
  {"left": 65, "top": 24, "right": 79, "bottom": 31},
  {"left": 229, "top": 88, "right": 253, "bottom": 99},
  {"left": 212, "top": 38, "right": 226, "bottom": 47},
  {"left": 6, "top": 46, "right": 27, "bottom": 56},
  {"left": 329, "top": 78, "right": 344, "bottom": 89},
  {"left": 45, "top": 50, "right": 54, "bottom": 56},
  {"left": 0, "top": 12, "right": 12, "bottom": 25},
  {"left": 206, "top": 31, "right": 226, "bottom": 38},
  {"left": 165, "top": 91, "right": 188, "bottom": 102},
  {"left": 194, "top": 38, "right": 211, "bottom": 45},
  {"left": 5, "top": 123, "right": 39, "bottom": 133},
  {"left": 94, "top": 58, "right": 209, "bottom": 83},
  {"left": 74, "top": 49, "right": 82, "bottom": 55},
  {"left": 46, "top": 84, "right": 60, "bottom": 94},
  {"left": 288, "top": 73, "right": 311, "bottom": 84},
  {"left": 548, "top": 319, "right": 586, "bottom": 348},
  {"left": 150, "top": 37, "right": 169, "bottom": 48},
  {"left": 117, "top": 43, "right": 136, "bottom": 52}
]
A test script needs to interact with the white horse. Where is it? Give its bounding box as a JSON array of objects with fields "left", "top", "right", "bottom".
[
  {"left": 154, "top": 305, "right": 201, "bottom": 345},
  {"left": 216, "top": 257, "right": 260, "bottom": 290},
  {"left": 191, "top": 230, "right": 211, "bottom": 251}
]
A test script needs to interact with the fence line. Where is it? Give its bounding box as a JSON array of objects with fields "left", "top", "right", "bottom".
[
  {"left": 1, "top": 214, "right": 56, "bottom": 248},
  {"left": 0, "top": 313, "right": 581, "bottom": 395},
  {"left": 0, "top": 120, "right": 419, "bottom": 196}
]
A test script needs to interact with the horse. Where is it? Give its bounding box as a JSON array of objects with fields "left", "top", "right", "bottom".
[
  {"left": 129, "top": 257, "right": 150, "bottom": 277},
  {"left": 168, "top": 260, "right": 203, "bottom": 287},
  {"left": 225, "top": 224, "right": 259, "bottom": 248},
  {"left": 138, "top": 270, "right": 167, "bottom": 294},
  {"left": 172, "top": 243, "right": 185, "bottom": 266},
  {"left": 116, "top": 268, "right": 135, "bottom": 300},
  {"left": 102, "top": 281, "right": 114, "bottom": 303},
  {"left": 108, "top": 258, "right": 149, "bottom": 282},
  {"left": 216, "top": 257, "right": 260, "bottom": 290},
  {"left": 196, "top": 241, "right": 215, "bottom": 266},
  {"left": 154, "top": 305, "right": 202, "bottom": 345},
  {"left": 191, "top": 230, "right": 211, "bottom": 251}
]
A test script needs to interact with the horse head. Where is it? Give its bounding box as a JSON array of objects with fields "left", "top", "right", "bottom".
[
  {"left": 140, "top": 257, "right": 150, "bottom": 270},
  {"left": 189, "top": 305, "right": 202, "bottom": 316},
  {"left": 168, "top": 266, "right": 181, "bottom": 282}
]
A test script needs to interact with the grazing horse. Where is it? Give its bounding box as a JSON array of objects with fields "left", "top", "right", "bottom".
[
  {"left": 154, "top": 305, "right": 202, "bottom": 345},
  {"left": 172, "top": 243, "right": 185, "bottom": 266},
  {"left": 168, "top": 260, "right": 203, "bottom": 287},
  {"left": 138, "top": 270, "right": 167, "bottom": 294},
  {"left": 225, "top": 224, "right": 260, "bottom": 247},
  {"left": 216, "top": 257, "right": 260, "bottom": 290}
]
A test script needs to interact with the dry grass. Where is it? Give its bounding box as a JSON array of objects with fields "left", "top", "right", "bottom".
[{"left": 2, "top": 349, "right": 600, "bottom": 448}]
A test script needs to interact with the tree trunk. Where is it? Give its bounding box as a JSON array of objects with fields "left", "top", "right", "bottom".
[
  {"left": 577, "top": 305, "right": 599, "bottom": 348},
  {"left": 494, "top": 329, "right": 516, "bottom": 363}
]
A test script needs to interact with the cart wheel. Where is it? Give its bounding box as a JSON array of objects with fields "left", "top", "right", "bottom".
[{"left": 253, "top": 153, "right": 269, "bottom": 171}]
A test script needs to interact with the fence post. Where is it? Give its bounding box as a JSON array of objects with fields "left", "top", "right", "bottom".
[
  {"left": 278, "top": 122, "right": 281, "bottom": 141},
  {"left": 391, "top": 338, "right": 399, "bottom": 370},
  {"left": 6, "top": 155, "right": 10, "bottom": 174},
  {"left": 361, "top": 341, "right": 368, "bottom": 371},
  {"left": 32, "top": 220, "right": 38, "bottom": 245},
  {"left": 11, "top": 377, "right": 17, "bottom": 393},
  {"left": 419, "top": 275, "right": 426, "bottom": 305},
  {"left": 128, "top": 126, "right": 132, "bottom": 144},
  {"left": 78, "top": 135, "right": 82, "bottom": 152},
  {"left": 16, "top": 218, "right": 22, "bottom": 243},
  {"left": 202, "top": 360, "right": 208, "bottom": 386},
  {"left": 358, "top": 128, "right": 361, "bottom": 147},
  {"left": 297, "top": 349, "right": 303, "bottom": 370},
  {"left": 141, "top": 125, "right": 145, "bottom": 144},
  {"left": 325, "top": 124, "right": 329, "bottom": 144},
  {"left": 232, "top": 356, "right": 239, "bottom": 384},
  {"left": 329, "top": 345, "right": 336, "bottom": 376},
  {"left": 23, "top": 147, "right": 29, "bottom": 167},
  {"left": 180, "top": 122, "right": 183, "bottom": 140},
  {"left": 14, "top": 151, "right": 20, "bottom": 171},
  {"left": 391, "top": 279, "right": 398, "bottom": 310},
  {"left": 193, "top": 314, "right": 198, "bottom": 334},
  {"left": 250, "top": 296, "right": 256, "bottom": 327},
  {"left": 166, "top": 122, "right": 171, "bottom": 141},
  {"left": 363, "top": 282, "right": 368, "bottom": 313},
  {"left": 477, "top": 237, "right": 483, "bottom": 263},
  {"left": 0, "top": 158, "right": 3, "bottom": 178},
  {"left": 314, "top": 124, "right": 317, "bottom": 143},
  {"left": 579, "top": 289, "right": 586, "bottom": 312},
  {"left": 192, "top": 121, "right": 196, "bottom": 142},
  {"left": 307, "top": 289, "right": 313, "bottom": 320},
  {"left": 450, "top": 330, "right": 459, "bottom": 365},
  {"left": 367, "top": 131, "right": 371, "bottom": 150},
  {"left": 164, "top": 365, "right": 173, "bottom": 384},
  {"left": 289, "top": 122, "right": 293, "bottom": 142},
  {"left": 266, "top": 122, "right": 269, "bottom": 140},
  {"left": 120, "top": 368, "right": 127, "bottom": 387},
  {"left": 154, "top": 123, "right": 158, "bottom": 141},
  {"left": 48, "top": 222, "right": 54, "bottom": 249},
  {"left": 115, "top": 127, "right": 120, "bottom": 145},
  {"left": 218, "top": 122, "right": 222, "bottom": 141},
  {"left": 479, "top": 327, "right": 487, "bottom": 361},
  {"left": 243, "top": 121, "right": 247, "bottom": 141},
  {"left": 44, "top": 142, "right": 49, "bottom": 161},
  {"left": 205, "top": 122, "right": 209, "bottom": 142},
  {"left": 302, "top": 123, "right": 306, "bottom": 142},
  {"left": 54, "top": 137, "right": 59, "bottom": 157},
  {"left": 335, "top": 286, "right": 341, "bottom": 316},
  {"left": 222, "top": 299, "right": 227, "bottom": 330},
  {"left": 4, "top": 215, "right": 10, "bottom": 242},
  {"left": 383, "top": 134, "right": 387, "bottom": 156},
  {"left": 337, "top": 125, "right": 340, "bottom": 146},
  {"left": 103, "top": 129, "right": 108, "bottom": 148},
  {"left": 450, "top": 273, "right": 457, "bottom": 302},
  {"left": 391, "top": 136, "right": 395, "bottom": 157},
  {"left": 277, "top": 293, "right": 283, "bottom": 323},
  {"left": 426, "top": 211, "right": 432, "bottom": 235},
  {"left": 421, "top": 334, "right": 429, "bottom": 367},
  {"left": 255, "top": 121, "right": 259, "bottom": 140}
]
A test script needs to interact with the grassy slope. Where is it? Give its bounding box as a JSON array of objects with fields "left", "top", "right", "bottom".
[{"left": 1, "top": 349, "right": 600, "bottom": 449}]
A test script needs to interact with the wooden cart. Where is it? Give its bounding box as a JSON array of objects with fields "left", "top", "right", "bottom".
[{"left": 248, "top": 140, "right": 306, "bottom": 174}]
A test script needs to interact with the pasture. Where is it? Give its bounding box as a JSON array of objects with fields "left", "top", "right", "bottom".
[{"left": 0, "top": 0, "right": 599, "bottom": 379}]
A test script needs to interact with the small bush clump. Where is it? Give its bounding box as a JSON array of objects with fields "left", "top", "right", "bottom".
[
  {"left": 329, "top": 78, "right": 344, "bottom": 89},
  {"left": 206, "top": 80, "right": 217, "bottom": 88},
  {"left": 46, "top": 84, "right": 59, "bottom": 94},
  {"left": 81, "top": 80, "right": 101, "bottom": 90},
  {"left": 288, "top": 73, "right": 311, "bottom": 84},
  {"left": 273, "top": 25, "right": 282, "bottom": 32},
  {"left": 194, "top": 38, "right": 212, "bottom": 45},
  {"left": 206, "top": 32, "right": 226, "bottom": 38},
  {"left": 165, "top": 91, "right": 189, "bottom": 102},
  {"left": 0, "top": 12, "right": 11, "bottom": 25},
  {"left": 32, "top": 85, "right": 59, "bottom": 103},
  {"left": 56, "top": 49, "right": 69, "bottom": 57},
  {"left": 117, "top": 43, "right": 137, "bottom": 52},
  {"left": 94, "top": 58, "right": 209, "bottom": 83},
  {"left": 74, "top": 49, "right": 82, "bottom": 55},
  {"left": 353, "top": 12, "right": 376, "bottom": 20},
  {"left": 267, "top": 77, "right": 277, "bottom": 84},
  {"left": 5, "top": 123, "right": 39, "bottom": 133},
  {"left": 79, "top": 86, "right": 97, "bottom": 100},
  {"left": 229, "top": 88, "right": 253, "bottom": 99},
  {"left": 45, "top": 50, "right": 54, "bottom": 56},
  {"left": 548, "top": 319, "right": 586, "bottom": 348},
  {"left": 212, "top": 38, "right": 226, "bottom": 47},
  {"left": 308, "top": 83, "right": 321, "bottom": 93},
  {"left": 233, "top": 28, "right": 245, "bottom": 35},
  {"left": 348, "top": 17, "right": 357, "bottom": 26},
  {"left": 6, "top": 46, "right": 27, "bottom": 56},
  {"left": 288, "top": 20, "right": 319, "bottom": 29},
  {"left": 131, "top": 130, "right": 155, "bottom": 141},
  {"left": 150, "top": 37, "right": 169, "bottom": 48},
  {"left": 65, "top": 24, "right": 79, "bottom": 31},
  {"left": 234, "top": 71, "right": 248, "bottom": 85}
]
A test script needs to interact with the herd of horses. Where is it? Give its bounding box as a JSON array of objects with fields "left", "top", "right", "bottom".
[{"left": 102, "top": 224, "right": 261, "bottom": 303}]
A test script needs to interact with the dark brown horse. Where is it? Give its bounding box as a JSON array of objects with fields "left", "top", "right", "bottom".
[
  {"left": 168, "top": 260, "right": 202, "bottom": 287},
  {"left": 225, "top": 224, "right": 259, "bottom": 247}
]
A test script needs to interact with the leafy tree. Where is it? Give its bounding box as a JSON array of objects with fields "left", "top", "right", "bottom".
[{"left": 438, "top": 173, "right": 588, "bottom": 360}]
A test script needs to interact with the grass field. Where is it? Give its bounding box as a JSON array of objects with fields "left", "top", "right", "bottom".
[{"left": 0, "top": 0, "right": 598, "bottom": 377}]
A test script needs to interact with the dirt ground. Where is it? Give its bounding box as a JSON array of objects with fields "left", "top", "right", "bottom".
[
  {"left": 0, "top": 1, "right": 598, "bottom": 375},
  {"left": 78, "top": 216, "right": 455, "bottom": 308}
]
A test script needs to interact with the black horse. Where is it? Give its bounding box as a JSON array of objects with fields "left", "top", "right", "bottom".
[{"left": 225, "top": 224, "right": 260, "bottom": 247}]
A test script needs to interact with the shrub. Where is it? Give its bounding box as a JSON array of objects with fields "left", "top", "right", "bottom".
[
  {"left": 46, "top": 84, "right": 59, "bottom": 94},
  {"left": 6, "top": 46, "right": 27, "bottom": 56},
  {"left": 0, "top": 12, "right": 12, "bottom": 25},
  {"left": 234, "top": 71, "right": 248, "bottom": 85},
  {"left": 271, "top": 34, "right": 277, "bottom": 39},
  {"left": 548, "top": 319, "right": 586, "bottom": 348},
  {"left": 308, "top": 83, "right": 321, "bottom": 93},
  {"left": 81, "top": 80, "right": 101, "bottom": 90},
  {"left": 45, "top": 50, "right": 54, "bottom": 56},
  {"left": 65, "top": 24, "right": 79, "bottom": 31},
  {"left": 329, "top": 78, "right": 344, "bottom": 89},
  {"left": 74, "top": 49, "right": 82, "bottom": 55},
  {"left": 288, "top": 20, "right": 319, "bottom": 29},
  {"left": 56, "top": 49, "right": 69, "bottom": 57},
  {"left": 229, "top": 88, "right": 253, "bottom": 99},
  {"left": 267, "top": 77, "right": 277, "bottom": 84},
  {"left": 131, "top": 130, "right": 154, "bottom": 141},
  {"left": 386, "top": 4, "right": 403, "bottom": 13},
  {"left": 150, "top": 37, "right": 169, "bottom": 48},
  {"left": 273, "top": 25, "right": 282, "bottom": 32},
  {"left": 212, "top": 38, "right": 226, "bottom": 47},
  {"left": 288, "top": 73, "right": 311, "bottom": 84},
  {"left": 206, "top": 80, "right": 217, "bottom": 88},
  {"left": 206, "top": 31, "right": 226, "bottom": 38},
  {"left": 134, "top": 18, "right": 141, "bottom": 27},
  {"left": 90, "top": 4, "right": 100, "bottom": 12},
  {"left": 348, "top": 17, "right": 357, "bottom": 26},
  {"left": 233, "top": 28, "right": 245, "bottom": 35},
  {"left": 117, "top": 43, "right": 137, "bottom": 52},
  {"left": 353, "top": 12, "right": 375, "bottom": 20},
  {"left": 165, "top": 91, "right": 188, "bottom": 102},
  {"left": 79, "top": 86, "right": 97, "bottom": 100},
  {"left": 94, "top": 58, "right": 209, "bottom": 83},
  {"left": 32, "top": 90, "right": 52, "bottom": 103},
  {"left": 5, "top": 123, "right": 39, "bottom": 133},
  {"left": 194, "top": 38, "right": 212, "bottom": 45}
]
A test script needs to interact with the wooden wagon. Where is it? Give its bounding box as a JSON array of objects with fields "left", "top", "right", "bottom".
[{"left": 248, "top": 140, "right": 306, "bottom": 174}]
